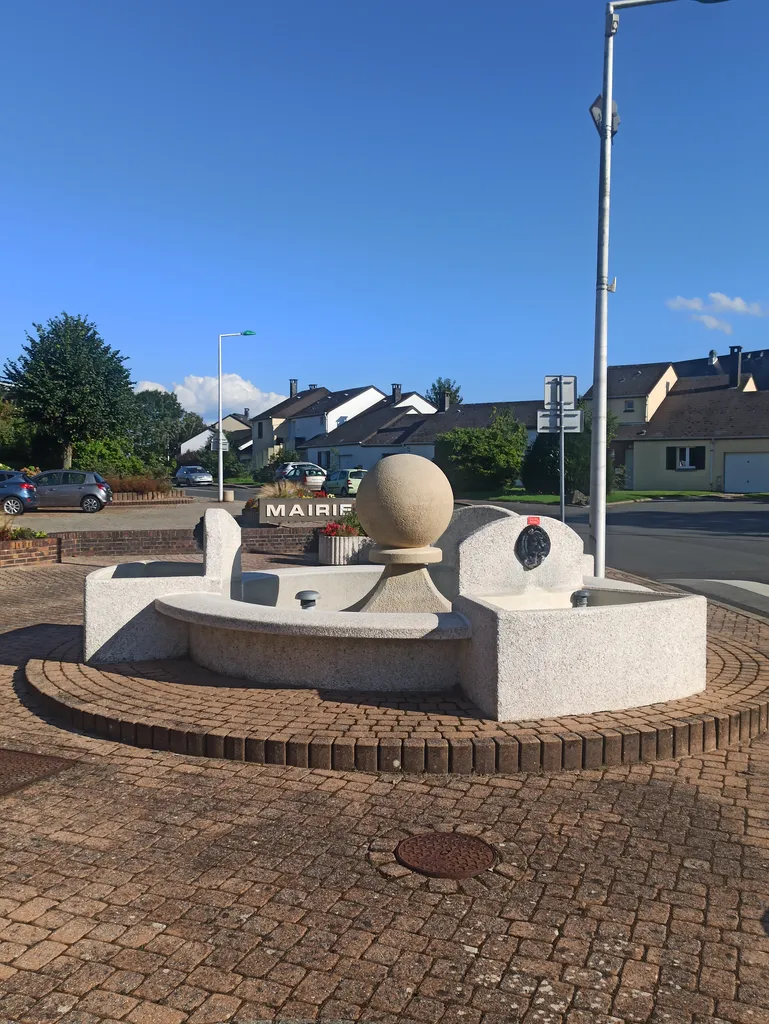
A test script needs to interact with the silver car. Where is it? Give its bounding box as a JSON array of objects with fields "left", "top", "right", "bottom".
[
  {"left": 33, "top": 470, "right": 113, "bottom": 513},
  {"left": 175, "top": 465, "right": 214, "bottom": 486}
]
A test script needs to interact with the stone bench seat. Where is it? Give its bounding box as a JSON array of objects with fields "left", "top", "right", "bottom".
[{"left": 155, "top": 592, "right": 472, "bottom": 640}]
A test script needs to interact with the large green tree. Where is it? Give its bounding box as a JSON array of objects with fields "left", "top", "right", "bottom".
[
  {"left": 129, "top": 389, "right": 205, "bottom": 467},
  {"left": 434, "top": 409, "right": 527, "bottom": 491},
  {"left": 426, "top": 376, "right": 462, "bottom": 407},
  {"left": 3, "top": 313, "right": 134, "bottom": 468}
]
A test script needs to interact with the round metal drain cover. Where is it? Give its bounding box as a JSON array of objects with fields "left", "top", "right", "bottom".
[{"left": 395, "top": 832, "right": 496, "bottom": 879}]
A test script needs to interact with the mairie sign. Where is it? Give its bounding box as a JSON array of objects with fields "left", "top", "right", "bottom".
[{"left": 257, "top": 497, "right": 355, "bottom": 525}]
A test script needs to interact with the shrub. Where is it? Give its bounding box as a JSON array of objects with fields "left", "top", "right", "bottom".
[
  {"left": 104, "top": 475, "right": 173, "bottom": 494},
  {"left": 0, "top": 515, "right": 47, "bottom": 540},
  {"left": 253, "top": 480, "right": 314, "bottom": 502},
  {"left": 435, "top": 409, "right": 528, "bottom": 491},
  {"left": 73, "top": 437, "right": 148, "bottom": 477}
]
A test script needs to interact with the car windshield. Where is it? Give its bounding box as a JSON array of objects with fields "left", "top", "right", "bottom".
[
  {"left": 350, "top": 471, "right": 365, "bottom": 479},
  {"left": 187, "top": 467, "right": 205, "bottom": 473}
]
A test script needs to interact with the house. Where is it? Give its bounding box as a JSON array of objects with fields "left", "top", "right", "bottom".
[
  {"left": 404, "top": 397, "right": 545, "bottom": 453},
  {"left": 298, "top": 385, "right": 437, "bottom": 469},
  {"left": 250, "top": 381, "right": 332, "bottom": 470},
  {"left": 298, "top": 394, "right": 543, "bottom": 469},
  {"left": 584, "top": 344, "right": 769, "bottom": 491},
  {"left": 279, "top": 385, "right": 387, "bottom": 464},
  {"left": 621, "top": 389, "right": 769, "bottom": 492},
  {"left": 180, "top": 410, "right": 254, "bottom": 465}
]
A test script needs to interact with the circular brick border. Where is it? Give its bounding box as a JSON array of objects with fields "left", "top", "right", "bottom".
[
  {"left": 367, "top": 823, "right": 528, "bottom": 892},
  {"left": 24, "top": 626, "right": 769, "bottom": 775}
]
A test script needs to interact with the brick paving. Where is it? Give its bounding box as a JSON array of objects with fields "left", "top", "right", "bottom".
[{"left": 0, "top": 562, "right": 768, "bottom": 1021}]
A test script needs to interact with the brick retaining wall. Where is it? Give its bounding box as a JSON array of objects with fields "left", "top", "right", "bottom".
[
  {"left": 44, "top": 524, "right": 319, "bottom": 559},
  {"left": 0, "top": 538, "right": 59, "bottom": 567}
]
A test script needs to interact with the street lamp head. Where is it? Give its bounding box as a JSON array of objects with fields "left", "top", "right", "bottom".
[{"left": 241, "top": 330, "right": 256, "bottom": 336}]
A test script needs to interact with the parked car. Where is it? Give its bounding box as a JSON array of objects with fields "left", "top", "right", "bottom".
[
  {"left": 324, "top": 469, "right": 367, "bottom": 497},
  {"left": 32, "top": 471, "right": 112, "bottom": 513},
  {"left": 175, "top": 465, "right": 214, "bottom": 486},
  {"left": 0, "top": 471, "right": 37, "bottom": 516},
  {"left": 274, "top": 462, "right": 327, "bottom": 490}
]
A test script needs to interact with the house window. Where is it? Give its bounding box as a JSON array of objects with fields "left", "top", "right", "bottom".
[
  {"left": 257, "top": 422, "right": 263, "bottom": 439},
  {"left": 317, "top": 451, "right": 331, "bottom": 468},
  {"left": 624, "top": 400, "right": 635, "bottom": 412},
  {"left": 666, "top": 446, "right": 706, "bottom": 471}
]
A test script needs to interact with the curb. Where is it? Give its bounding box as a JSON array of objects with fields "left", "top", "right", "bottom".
[{"left": 24, "top": 658, "right": 769, "bottom": 776}]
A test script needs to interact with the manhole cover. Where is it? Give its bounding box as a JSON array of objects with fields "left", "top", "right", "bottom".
[
  {"left": 0, "top": 747, "right": 73, "bottom": 798},
  {"left": 395, "top": 832, "right": 496, "bottom": 879}
]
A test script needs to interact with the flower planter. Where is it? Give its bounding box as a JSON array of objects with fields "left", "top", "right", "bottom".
[
  {"left": 318, "top": 534, "right": 373, "bottom": 565},
  {"left": 0, "top": 538, "right": 59, "bottom": 567}
]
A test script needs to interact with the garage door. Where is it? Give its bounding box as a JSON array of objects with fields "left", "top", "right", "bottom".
[{"left": 724, "top": 453, "right": 769, "bottom": 493}]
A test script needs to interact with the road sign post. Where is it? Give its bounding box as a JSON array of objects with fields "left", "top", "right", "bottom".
[{"left": 539, "top": 376, "right": 581, "bottom": 524}]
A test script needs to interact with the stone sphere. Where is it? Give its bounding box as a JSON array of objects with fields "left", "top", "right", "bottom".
[{"left": 355, "top": 454, "right": 454, "bottom": 549}]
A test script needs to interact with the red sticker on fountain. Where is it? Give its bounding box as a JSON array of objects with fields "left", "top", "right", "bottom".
[{"left": 527, "top": 516, "right": 540, "bottom": 526}]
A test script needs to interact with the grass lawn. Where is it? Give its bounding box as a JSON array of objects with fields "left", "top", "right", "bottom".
[
  {"left": 457, "top": 488, "right": 733, "bottom": 504},
  {"left": 223, "top": 475, "right": 259, "bottom": 486}
]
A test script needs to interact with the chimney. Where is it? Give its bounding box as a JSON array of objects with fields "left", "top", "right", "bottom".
[
  {"left": 439, "top": 390, "right": 451, "bottom": 413},
  {"left": 289, "top": 378, "right": 298, "bottom": 398},
  {"left": 244, "top": 407, "right": 250, "bottom": 419},
  {"left": 391, "top": 383, "right": 402, "bottom": 404},
  {"left": 729, "top": 345, "right": 743, "bottom": 388},
  {"left": 308, "top": 383, "right": 318, "bottom": 390}
]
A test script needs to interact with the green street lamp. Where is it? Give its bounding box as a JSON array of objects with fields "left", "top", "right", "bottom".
[
  {"left": 217, "top": 330, "right": 255, "bottom": 501},
  {"left": 588, "top": 0, "right": 733, "bottom": 578}
]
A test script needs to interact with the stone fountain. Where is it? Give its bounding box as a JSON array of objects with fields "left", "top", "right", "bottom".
[{"left": 84, "top": 454, "right": 706, "bottom": 722}]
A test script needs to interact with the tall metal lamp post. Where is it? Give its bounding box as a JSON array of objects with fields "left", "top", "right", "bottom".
[
  {"left": 589, "top": 0, "right": 732, "bottom": 578},
  {"left": 217, "top": 330, "right": 256, "bottom": 502}
]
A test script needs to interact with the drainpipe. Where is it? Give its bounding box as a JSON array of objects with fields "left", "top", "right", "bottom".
[{"left": 709, "top": 438, "right": 715, "bottom": 491}]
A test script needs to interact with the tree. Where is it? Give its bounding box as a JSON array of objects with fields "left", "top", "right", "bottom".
[
  {"left": 129, "top": 389, "right": 205, "bottom": 467},
  {"left": 434, "top": 409, "right": 527, "bottom": 491},
  {"left": 73, "top": 437, "right": 147, "bottom": 477},
  {"left": 426, "top": 377, "right": 462, "bottom": 407},
  {"left": 521, "top": 404, "right": 618, "bottom": 494},
  {"left": 2, "top": 313, "right": 134, "bottom": 468}
]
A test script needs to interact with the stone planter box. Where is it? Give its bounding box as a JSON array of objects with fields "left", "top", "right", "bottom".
[
  {"left": 318, "top": 533, "right": 373, "bottom": 565},
  {"left": 0, "top": 538, "right": 59, "bottom": 567}
]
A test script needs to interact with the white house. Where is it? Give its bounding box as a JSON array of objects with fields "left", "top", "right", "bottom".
[
  {"left": 180, "top": 411, "right": 253, "bottom": 464},
  {"left": 298, "top": 385, "right": 437, "bottom": 469},
  {"left": 279, "top": 385, "right": 386, "bottom": 463}
]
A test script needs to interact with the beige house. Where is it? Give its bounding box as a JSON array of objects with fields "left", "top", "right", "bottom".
[
  {"left": 584, "top": 345, "right": 765, "bottom": 491},
  {"left": 250, "top": 381, "right": 331, "bottom": 470}
]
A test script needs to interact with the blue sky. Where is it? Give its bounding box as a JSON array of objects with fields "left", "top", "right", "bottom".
[{"left": 1, "top": 0, "right": 766, "bottom": 419}]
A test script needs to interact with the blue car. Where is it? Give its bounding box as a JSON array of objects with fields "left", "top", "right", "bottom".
[{"left": 0, "top": 471, "right": 38, "bottom": 516}]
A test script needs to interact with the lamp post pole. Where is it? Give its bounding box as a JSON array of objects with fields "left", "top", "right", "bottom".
[
  {"left": 589, "top": 0, "right": 732, "bottom": 578},
  {"left": 217, "top": 331, "right": 256, "bottom": 502}
]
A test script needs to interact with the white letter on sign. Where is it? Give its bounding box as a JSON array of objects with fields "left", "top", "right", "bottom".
[
  {"left": 289, "top": 504, "right": 304, "bottom": 516},
  {"left": 340, "top": 503, "right": 352, "bottom": 514},
  {"left": 266, "top": 504, "right": 285, "bottom": 517},
  {"left": 315, "top": 504, "right": 329, "bottom": 515}
]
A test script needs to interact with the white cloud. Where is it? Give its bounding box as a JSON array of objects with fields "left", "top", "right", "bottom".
[
  {"left": 708, "top": 292, "right": 765, "bottom": 317},
  {"left": 692, "top": 314, "right": 733, "bottom": 335},
  {"left": 135, "top": 374, "right": 286, "bottom": 420},
  {"left": 666, "top": 296, "right": 704, "bottom": 312}
]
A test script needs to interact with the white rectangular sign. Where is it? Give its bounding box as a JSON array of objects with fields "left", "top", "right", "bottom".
[
  {"left": 537, "top": 409, "right": 584, "bottom": 434},
  {"left": 211, "top": 437, "right": 230, "bottom": 451},
  {"left": 544, "top": 375, "right": 577, "bottom": 410}
]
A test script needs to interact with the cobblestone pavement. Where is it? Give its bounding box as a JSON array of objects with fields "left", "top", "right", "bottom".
[{"left": 0, "top": 563, "right": 768, "bottom": 1023}]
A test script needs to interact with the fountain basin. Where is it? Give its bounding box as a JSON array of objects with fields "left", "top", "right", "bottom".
[{"left": 155, "top": 591, "right": 470, "bottom": 690}]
